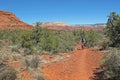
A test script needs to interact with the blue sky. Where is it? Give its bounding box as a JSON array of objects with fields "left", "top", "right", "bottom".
[{"left": 0, "top": 0, "right": 120, "bottom": 24}]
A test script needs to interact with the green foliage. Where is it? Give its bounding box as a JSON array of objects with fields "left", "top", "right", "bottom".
[
  {"left": 0, "top": 29, "right": 30, "bottom": 46},
  {"left": 72, "top": 30, "right": 82, "bottom": 43},
  {"left": 85, "top": 30, "right": 101, "bottom": 47},
  {"left": 105, "top": 12, "right": 120, "bottom": 47},
  {"left": 72, "top": 30, "right": 101, "bottom": 47},
  {"left": 59, "top": 31, "right": 75, "bottom": 52},
  {"left": 20, "top": 31, "right": 34, "bottom": 53},
  {"left": 20, "top": 26, "right": 76, "bottom": 54},
  {"left": 0, "top": 24, "right": 102, "bottom": 54},
  {"left": 92, "top": 49, "right": 120, "bottom": 80}
]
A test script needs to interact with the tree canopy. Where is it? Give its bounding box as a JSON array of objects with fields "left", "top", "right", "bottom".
[{"left": 106, "top": 12, "right": 120, "bottom": 47}]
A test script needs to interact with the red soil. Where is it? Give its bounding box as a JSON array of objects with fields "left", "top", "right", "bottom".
[
  {"left": 20, "top": 70, "right": 31, "bottom": 80},
  {"left": 2, "top": 44, "right": 102, "bottom": 80},
  {"left": 9, "top": 61, "right": 23, "bottom": 68},
  {"left": 43, "top": 44, "right": 102, "bottom": 80}
]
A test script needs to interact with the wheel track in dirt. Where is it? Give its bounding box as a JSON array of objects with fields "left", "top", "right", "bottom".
[{"left": 43, "top": 44, "right": 102, "bottom": 80}]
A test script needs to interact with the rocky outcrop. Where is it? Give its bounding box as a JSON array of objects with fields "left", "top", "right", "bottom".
[
  {"left": 39, "top": 22, "right": 104, "bottom": 31},
  {"left": 0, "top": 10, "right": 33, "bottom": 30},
  {"left": 41, "top": 24, "right": 104, "bottom": 31},
  {"left": 41, "top": 22, "right": 69, "bottom": 26}
]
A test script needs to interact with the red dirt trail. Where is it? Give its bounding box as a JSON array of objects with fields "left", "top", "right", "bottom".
[{"left": 43, "top": 44, "right": 102, "bottom": 80}]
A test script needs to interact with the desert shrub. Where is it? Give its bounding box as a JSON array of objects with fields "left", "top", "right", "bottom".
[
  {"left": 36, "top": 75, "right": 45, "bottom": 80},
  {"left": 85, "top": 30, "right": 101, "bottom": 47},
  {"left": 20, "top": 26, "right": 76, "bottom": 54},
  {"left": 0, "top": 54, "right": 2, "bottom": 60},
  {"left": 20, "top": 31, "right": 34, "bottom": 53},
  {"left": 30, "top": 56, "right": 40, "bottom": 68},
  {"left": 72, "top": 30, "right": 82, "bottom": 43},
  {"left": 1, "top": 56, "right": 9, "bottom": 62},
  {"left": 0, "top": 29, "right": 32, "bottom": 47},
  {"left": 72, "top": 30, "right": 101, "bottom": 47},
  {"left": 0, "top": 63, "right": 17, "bottom": 80},
  {"left": 11, "top": 47, "right": 20, "bottom": 53},
  {"left": 92, "top": 49, "right": 120, "bottom": 80},
  {"left": 0, "top": 40, "right": 4, "bottom": 47},
  {"left": 37, "top": 28, "right": 61, "bottom": 53},
  {"left": 0, "top": 30, "right": 21, "bottom": 45},
  {"left": 24, "top": 56, "right": 40, "bottom": 69},
  {"left": 0, "top": 24, "right": 77, "bottom": 54},
  {"left": 100, "top": 41, "right": 110, "bottom": 50},
  {"left": 12, "top": 55, "right": 19, "bottom": 61},
  {"left": 58, "top": 31, "right": 75, "bottom": 52},
  {"left": 24, "top": 58, "right": 30, "bottom": 69}
]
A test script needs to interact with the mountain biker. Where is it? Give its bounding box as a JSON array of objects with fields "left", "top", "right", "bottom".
[
  {"left": 81, "top": 37, "right": 86, "bottom": 49},
  {"left": 80, "top": 30, "right": 86, "bottom": 49}
]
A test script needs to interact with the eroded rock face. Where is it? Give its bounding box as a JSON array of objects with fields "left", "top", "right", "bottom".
[
  {"left": 41, "top": 25, "right": 105, "bottom": 31},
  {"left": 0, "top": 10, "right": 33, "bottom": 30},
  {"left": 40, "top": 22, "right": 105, "bottom": 31}
]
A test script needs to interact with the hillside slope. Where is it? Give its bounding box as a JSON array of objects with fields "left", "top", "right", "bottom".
[{"left": 0, "top": 10, "right": 32, "bottom": 30}]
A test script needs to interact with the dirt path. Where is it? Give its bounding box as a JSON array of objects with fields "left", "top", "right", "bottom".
[{"left": 43, "top": 44, "right": 102, "bottom": 80}]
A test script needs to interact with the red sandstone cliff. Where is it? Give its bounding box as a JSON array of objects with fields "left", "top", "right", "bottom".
[{"left": 0, "top": 10, "right": 33, "bottom": 30}]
